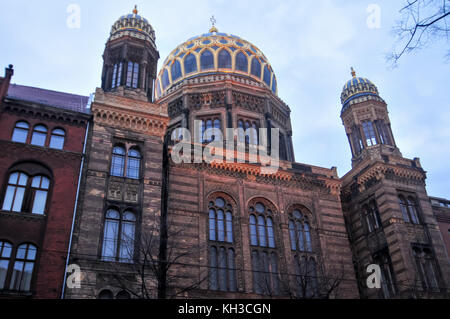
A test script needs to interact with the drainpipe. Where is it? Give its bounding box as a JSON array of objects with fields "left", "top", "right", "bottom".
[{"left": 61, "top": 120, "right": 90, "bottom": 299}]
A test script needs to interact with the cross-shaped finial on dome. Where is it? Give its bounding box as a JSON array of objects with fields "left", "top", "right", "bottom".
[
  {"left": 209, "top": 15, "right": 218, "bottom": 33},
  {"left": 133, "top": 5, "right": 138, "bottom": 15},
  {"left": 351, "top": 67, "right": 356, "bottom": 78}
]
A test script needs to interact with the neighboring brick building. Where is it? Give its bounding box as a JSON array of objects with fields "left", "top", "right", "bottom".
[
  {"left": 431, "top": 197, "right": 450, "bottom": 263},
  {"left": 2, "top": 7, "right": 450, "bottom": 300},
  {"left": 0, "top": 66, "right": 90, "bottom": 298}
]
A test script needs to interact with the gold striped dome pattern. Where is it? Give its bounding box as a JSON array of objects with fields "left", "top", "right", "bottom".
[{"left": 155, "top": 31, "right": 278, "bottom": 99}]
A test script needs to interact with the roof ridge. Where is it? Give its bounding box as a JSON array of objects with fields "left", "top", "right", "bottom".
[{"left": 8, "top": 83, "right": 89, "bottom": 99}]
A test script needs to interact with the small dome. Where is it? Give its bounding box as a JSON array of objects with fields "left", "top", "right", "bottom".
[
  {"left": 341, "top": 68, "right": 379, "bottom": 109},
  {"left": 108, "top": 6, "right": 155, "bottom": 46},
  {"left": 155, "top": 29, "right": 277, "bottom": 99}
]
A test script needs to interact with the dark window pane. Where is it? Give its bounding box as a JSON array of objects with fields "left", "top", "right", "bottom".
[
  {"left": 201, "top": 50, "right": 214, "bottom": 70},
  {"left": 251, "top": 57, "right": 261, "bottom": 77},
  {"left": 184, "top": 54, "right": 197, "bottom": 74},
  {"left": 263, "top": 65, "right": 271, "bottom": 86},
  {"left": 235, "top": 52, "right": 248, "bottom": 72},
  {"left": 209, "top": 247, "right": 218, "bottom": 290},
  {"left": 162, "top": 69, "right": 170, "bottom": 89},
  {"left": 171, "top": 60, "right": 182, "bottom": 82},
  {"left": 218, "top": 50, "right": 231, "bottom": 69}
]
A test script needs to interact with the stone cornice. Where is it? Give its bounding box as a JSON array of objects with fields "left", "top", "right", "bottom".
[{"left": 92, "top": 88, "right": 169, "bottom": 137}]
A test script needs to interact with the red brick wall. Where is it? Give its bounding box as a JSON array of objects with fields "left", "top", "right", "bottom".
[{"left": 0, "top": 108, "right": 87, "bottom": 299}]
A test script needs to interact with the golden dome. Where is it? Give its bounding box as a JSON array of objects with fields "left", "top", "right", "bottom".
[{"left": 155, "top": 32, "right": 278, "bottom": 99}]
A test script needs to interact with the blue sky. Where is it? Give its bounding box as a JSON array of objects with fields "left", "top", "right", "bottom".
[{"left": 0, "top": 0, "right": 449, "bottom": 198}]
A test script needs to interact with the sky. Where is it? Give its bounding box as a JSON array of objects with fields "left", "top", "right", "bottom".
[{"left": 0, "top": 0, "right": 449, "bottom": 199}]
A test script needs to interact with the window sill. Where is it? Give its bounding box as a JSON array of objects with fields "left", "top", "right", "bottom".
[
  {"left": 0, "top": 290, "right": 33, "bottom": 298},
  {"left": 0, "top": 210, "right": 46, "bottom": 220}
]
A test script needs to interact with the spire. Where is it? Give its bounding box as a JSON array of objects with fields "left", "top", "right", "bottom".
[
  {"left": 133, "top": 5, "right": 138, "bottom": 15},
  {"left": 351, "top": 67, "right": 356, "bottom": 78},
  {"left": 209, "top": 15, "right": 218, "bottom": 33}
]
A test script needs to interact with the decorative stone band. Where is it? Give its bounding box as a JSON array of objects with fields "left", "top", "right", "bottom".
[{"left": 92, "top": 89, "right": 169, "bottom": 137}]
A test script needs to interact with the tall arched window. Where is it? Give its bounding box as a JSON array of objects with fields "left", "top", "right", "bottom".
[
  {"left": 111, "top": 146, "right": 126, "bottom": 177},
  {"left": 126, "top": 148, "right": 141, "bottom": 180},
  {"left": 289, "top": 209, "right": 313, "bottom": 252},
  {"left": 399, "top": 195, "right": 420, "bottom": 224},
  {"left": 200, "top": 50, "right": 214, "bottom": 70},
  {"left": 31, "top": 125, "right": 47, "bottom": 147},
  {"left": 208, "top": 195, "right": 237, "bottom": 292},
  {"left": 11, "top": 121, "right": 29, "bottom": 143},
  {"left": 184, "top": 54, "right": 197, "bottom": 74},
  {"left": 162, "top": 69, "right": 170, "bottom": 89},
  {"left": 272, "top": 76, "right": 277, "bottom": 94},
  {"left": 249, "top": 200, "right": 279, "bottom": 295},
  {"left": 126, "top": 61, "right": 139, "bottom": 88},
  {"left": 263, "top": 65, "right": 271, "bottom": 86},
  {"left": 235, "top": 52, "right": 248, "bottom": 72},
  {"left": 218, "top": 49, "right": 231, "bottom": 69},
  {"left": 98, "top": 289, "right": 114, "bottom": 299},
  {"left": 171, "top": 60, "right": 182, "bottom": 82},
  {"left": 9, "top": 244, "right": 37, "bottom": 292},
  {"left": 49, "top": 128, "right": 65, "bottom": 150},
  {"left": 0, "top": 241, "right": 12, "bottom": 290},
  {"left": 111, "top": 62, "right": 123, "bottom": 88},
  {"left": 363, "top": 201, "right": 382, "bottom": 233},
  {"left": 413, "top": 246, "right": 439, "bottom": 291},
  {"left": 101, "top": 208, "right": 136, "bottom": 263},
  {"left": 362, "top": 121, "right": 377, "bottom": 146},
  {"left": 251, "top": 57, "right": 261, "bottom": 78}
]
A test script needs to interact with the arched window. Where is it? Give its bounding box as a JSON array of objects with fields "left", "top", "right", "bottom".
[
  {"left": 184, "top": 54, "right": 197, "bottom": 74},
  {"left": 126, "top": 148, "right": 141, "bottom": 180},
  {"left": 162, "top": 69, "right": 170, "bottom": 89},
  {"left": 2, "top": 172, "right": 28, "bottom": 212},
  {"left": 362, "top": 121, "right": 377, "bottom": 146},
  {"left": 263, "top": 65, "right": 271, "bottom": 87},
  {"left": 98, "top": 289, "right": 114, "bottom": 299},
  {"left": 251, "top": 122, "right": 259, "bottom": 145},
  {"left": 249, "top": 202, "right": 276, "bottom": 248},
  {"left": 399, "top": 195, "right": 420, "bottom": 224},
  {"left": 235, "top": 52, "right": 248, "bottom": 72},
  {"left": 272, "top": 76, "right": 277, "bottom": 94},
  {"left": 200, "top": 50, "right": 214, "bottom": 70},
  {"left": 111, "top": 62, "right": 123, "bottom": 88},
  {"left": 31, "top": 125, "right": 47, "bottom": 147},
  {"left": 101, "top": 209, "right": 136, "bottom": 263},
  {"left": 111, "top": 146, "right": 126, "bottom": 177},
  {"left": 171, "top": 60, "right": 182, "bottom": 82},
  {"left": 0, "top": 241, "right": 13, "bottom": 290},
  {"left": 9, "top": 244, "right": 37, "bottom": 292},
  {"left": 289, "top": 209, "right": 313, "bottom": 252},
  {"left": 375, "top": 120, "right": 393, "bottom": 146},
  {"left": 208, "top": 195, "right": 237, "bottom": 292},
  {"left": 49, "top": 128, "right": 65, "bottom": 150},
  {"left": 363, "top": 201, "right": 382, "bottom": 233},
  {"left": 209, "top": 197, "right": 233, "bottom": 243},
  {"left": 12, "top": 121, "right": 29, "bottom": 143},
  {"left": 238, "top": 120, "right": 245, "bottom": 143},
  {"left": 251, "top": 57, "right": 261, "bottom": 78},
  {"left": 218, "top": 49, "right": 231, "bottom": 69},
  {"left": 413, "top": 246, "right": 439, "bottom": 291},
  {"left": 126, "top": 61, "right": 139, "bottom": 88}
]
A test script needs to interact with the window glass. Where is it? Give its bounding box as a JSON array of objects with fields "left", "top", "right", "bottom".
[
  {"left": 184, "top": 54, "right": 197, "bottom": 74},
  {"left": 120, "top": 211, "right": 136, "bottom": 263},
  {"left": 249, "top": 215, "right": 258, "bottom": 246},
  {"left": 126, "top": 149, "right": 141, "bottom": 180},
  {"left": 102, "top": 210, "right": 120, "bottom": 261},
  {"left": 9, "top": 244, "right": 37, "bottom": 292},
  {"left": 251, "top": 57, "right": 261, "bottom": 77},
  {"left": 31, "top": 125, "right": 47, "bottom": 147},
  {"left": 12, "top": 122, "right": 29, "bottom": 143},
  {"left": 162, "top": 69, "right": 170, "bottom": 89},
  {"left": 50, "top": 129, "right": 65, "bottom": 150},
  {"left": 235, "top": 52, "right": 248, "bottom": 72},
  {"left": 218, "top": 50, "right": 231, "bottom": 69},
  {"left": 209, "top": 209, "right": 216, "bottom": 241},
  {"left": 263, "top": 65, "right": 271, "bottom": 86},
  {"left": 171, "top": 60, "right": 182, "bottom": 82},
  {"left": 209, "top": 246, "right": 218, "bottom": 290},
  {"left": 2, "top": 172, "right": 28, "bottom": 212},
  {"left": 111, "top": 146, "right": 126, "bottom": 177},
  {"left": 0, "top": 241, "right": 12, "bottom": 289},
  {"left": 200, "top": 50, "right": 214, "bottom": 70}
]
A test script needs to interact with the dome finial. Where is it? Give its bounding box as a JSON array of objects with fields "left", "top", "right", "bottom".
[
  {"left": 133, "top": 5, "right": 138, "bottom": 15},
  {"left": 209, "top": 15, "right": 218, "bottom": 33},
  {"left": 351, "top": 67, "right": 356, "bottom": 78}
]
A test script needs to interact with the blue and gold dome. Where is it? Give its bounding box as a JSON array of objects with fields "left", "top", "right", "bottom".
[
  {"left": 341, "top": 68, "right": 379, "bottom": 109},
  {"left": 155, "top": 26, "right": 277, "bottom": 99},
  {"left": 108, "top": 6, "right": 156, "bottom": 46}
]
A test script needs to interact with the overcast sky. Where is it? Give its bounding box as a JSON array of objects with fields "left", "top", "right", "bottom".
[{"left": 0, "top": 0, "right": 449, "bottom": 199}]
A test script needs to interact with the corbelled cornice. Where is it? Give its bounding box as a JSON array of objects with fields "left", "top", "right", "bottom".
[{"left": 92, "top": 88, "right": 169, "bottom": 137}]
